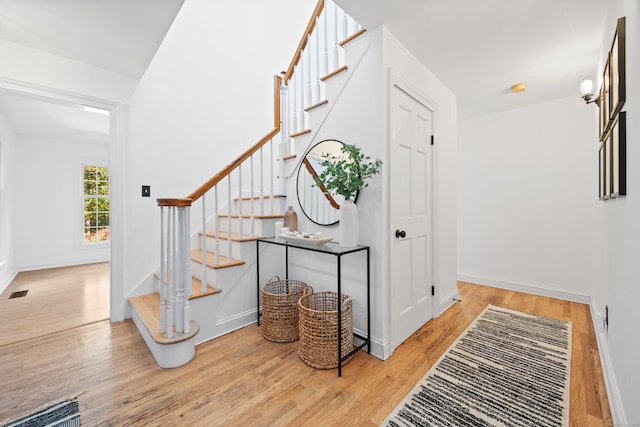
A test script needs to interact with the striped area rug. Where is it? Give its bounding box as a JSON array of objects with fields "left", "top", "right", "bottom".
[
  {"left": 382, "top": 305, "right": 572, "bottom": 427},
  {"left": 1, "top": 398, "right": 81, "bottom": 427}
]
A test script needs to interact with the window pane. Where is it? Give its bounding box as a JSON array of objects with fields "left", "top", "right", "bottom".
[
  {"left": 84, "top": 227, "right": 97, "bottom": 242},
  {"left": 97, "top": 167, "right": 109, "bottom": 181},
  {"left": 84, "top": 181, "right": 97, "bottom": 195},
  {"left": 98, "top": 181, "right": 109, "bottom": 195},
  {"left": 97, "top": 213, "right": 109, "bottom": 226},
  {"left": 85, "top": 197, "right": 97, "bottom": 212},
  {"left": 84, "top": 166, "right": 96, "bottom": 181},
  {"left": 97, "top": 227, "right": 110, "bottom": 241}
]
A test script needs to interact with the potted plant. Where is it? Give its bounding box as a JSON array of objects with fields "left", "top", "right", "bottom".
[{"left": 315, "top": 144, "right": 382, "bottom": 246}]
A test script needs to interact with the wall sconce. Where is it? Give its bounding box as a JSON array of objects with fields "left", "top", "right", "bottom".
[{"left": 580, "top": 77, "right": 599, "bottom": 105}]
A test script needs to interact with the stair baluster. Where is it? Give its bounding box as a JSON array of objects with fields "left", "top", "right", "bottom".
[{"left": 201, "top": 195, "right": 208, "bottom": 292}]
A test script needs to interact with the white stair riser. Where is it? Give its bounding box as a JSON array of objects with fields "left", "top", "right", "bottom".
[
  {"left": 131, "top": 310, "right": 196, "bottom": 369},
  {"left": 217, "top": 217, "right": 281, "bottom": 236},
  {"left": 199, "top": 235, "right": 244, "bottom": 258},
  {"left": 233, "top": 198, "right": 285, "bottom": 216},
  {"left": 190, "top": 259, "right": 249, "bottom": 286}
]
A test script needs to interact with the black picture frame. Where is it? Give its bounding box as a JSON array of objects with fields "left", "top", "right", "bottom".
[
  {"left": 599, "top": 144, "right": 605, "bottom": 200},
  {"left": 599, "top": 83, "right": 607, "bottom": 141},
  {"left": 609, "top": 17, "right": 626, "bottom": 120},
  {"left": 602, "top": 57, "right": 612, "bottom": 137},
  {"left": 611, "top": 112, "right": 627, "bottom": 197},
  {"left": 604, "top": 132, "right": 611, "bottom": 200}
]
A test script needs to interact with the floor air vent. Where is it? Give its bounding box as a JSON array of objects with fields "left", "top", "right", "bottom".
[{"left": 9, "top": 290, "right": 28, "bottom": 299}]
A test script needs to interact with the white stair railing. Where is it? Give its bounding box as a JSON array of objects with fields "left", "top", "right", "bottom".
[
  {"left": 155, "top": 0, "right": 362, "bottom": 339},
  {"left": 282, "top": 0, "right": 362, "bottom": 156}
]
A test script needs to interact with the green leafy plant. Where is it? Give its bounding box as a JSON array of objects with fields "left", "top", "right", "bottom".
[{"left": 315, "top": 144, "right": 382, "bottom": 202}]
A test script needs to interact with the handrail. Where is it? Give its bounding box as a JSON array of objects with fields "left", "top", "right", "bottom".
[
  {"left": 283, "top": 0, "right": 325, "bottom": 84},
  {"left": 302, "top": 157, "right": 340, "bottom": 209}
]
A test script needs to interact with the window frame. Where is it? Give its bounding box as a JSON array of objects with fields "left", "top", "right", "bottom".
[{"left": 82, "top": 163, "right": 110, "bottom": 244}]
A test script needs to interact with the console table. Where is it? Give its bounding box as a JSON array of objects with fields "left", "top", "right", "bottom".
[{"left": 256, "top": 237, "right": 370, "bottom": 376}]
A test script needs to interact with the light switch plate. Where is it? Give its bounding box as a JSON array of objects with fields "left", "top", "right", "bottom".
[{"left": 142, "top": 185, "right": 151, "bottom": 197}]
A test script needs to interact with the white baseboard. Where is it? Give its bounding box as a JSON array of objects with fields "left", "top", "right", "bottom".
[
  {"left": 589, "top": 301, "right": 627, "bottom": 425},
  {"left": 457, "top": 274, "right": 591, "bottom": 304},
  {"left": 18, "top": 258, "right": 109, "bottom": 272},
  {"left": 439, "top": 288, "right": 460, "bottom": 315}
]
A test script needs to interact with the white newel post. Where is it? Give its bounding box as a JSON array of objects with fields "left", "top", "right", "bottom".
[{"left": 280, "top": 78, "right": 289, "bottom": 197}]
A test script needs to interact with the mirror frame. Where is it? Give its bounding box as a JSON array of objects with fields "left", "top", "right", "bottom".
[{"left": 296, "top": 139, "right": 356, "bottom": 226}]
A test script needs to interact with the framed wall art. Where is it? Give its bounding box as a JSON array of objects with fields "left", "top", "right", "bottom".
[
  {"left": 599, "top": 16, "right": 627, "bottom": 200},
  {"left": 609, "top": 17, "right": 626, "bottom": 120},
  {"left": 610, "top": 111, "right": 626, "bottom": 197},
  {"left": 599, "top": 144, "right": 605, "bottom": 200}
]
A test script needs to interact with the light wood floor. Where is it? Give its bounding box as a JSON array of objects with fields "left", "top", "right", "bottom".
[
  {"left": 0, "top": 282, "right": 611, "bottom": 426},
  {"left": 0, "top": 263, "right": 110, "bottom": 346}
]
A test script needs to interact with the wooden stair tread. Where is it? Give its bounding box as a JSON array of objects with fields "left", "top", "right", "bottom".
[
  {"left": 305, "top": 99, "right": 328, "bottom": 112},
  {"left": 191, "top": 249, "right": 245, "bottom": 269},
  {"left": 321, "top": 65, "right": 347, "bottom": 82},
  {"left": 200, "top": 231, "right": 265, "bottom": 242},
  {"left": 339, "top": 28, "right": 366, "bottom": 47},
  {"left": 129, "top": 293, "right": 200, "bottom": 345},
  {"left": 154, "top": 274, "right": 222, "bottom": 298},
  {"left": 218, "top": 214, "right": 284, "bottom": 219},
  {"left": 290, "top": 129, "right": 311, "bottom": 138},
  {"left": 234, "top": 194, "right": 284, "bottom": 201},
  {"left": 190, "top": 277, "right": 222, "bottom": 299}
]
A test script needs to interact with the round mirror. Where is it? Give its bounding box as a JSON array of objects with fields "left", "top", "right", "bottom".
[{"left": 296, "top": 139, "right": 349, "bottom": 226}]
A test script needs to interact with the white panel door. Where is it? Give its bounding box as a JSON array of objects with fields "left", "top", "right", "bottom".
[{"left": 390, "top": 83, "right": 434, "bottom": 351}]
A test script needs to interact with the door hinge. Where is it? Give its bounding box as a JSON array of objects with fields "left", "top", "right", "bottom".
[
  {"left": 431, "top": 135, "right": 434, "bottom": 146},
  {"left": 431, "top": 285, "right": 435, "bottom": 296}
]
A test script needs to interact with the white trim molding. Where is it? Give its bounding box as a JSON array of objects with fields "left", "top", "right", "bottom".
[
  {"left": 590, "top": 301, "right": 627, "bottom": 425},
  {"left": 457, "top": 274, "right": 591, "bottom": 304}
]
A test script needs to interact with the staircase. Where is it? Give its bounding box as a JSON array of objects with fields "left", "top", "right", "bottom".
[{"left": 128, "top": 0, "right": 368, "bottom": 368}]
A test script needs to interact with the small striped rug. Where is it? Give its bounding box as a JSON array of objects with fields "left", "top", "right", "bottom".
[
  {"left": 382, "top": 305, "right": 572, "bottom": 427},
  {"left": 1, "top": 398, "right": 81, "bottom": 427}
]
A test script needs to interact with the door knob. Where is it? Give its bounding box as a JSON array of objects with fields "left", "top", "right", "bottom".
[{"left": 395, "top": 229, "right": 406, "bottom": 238}]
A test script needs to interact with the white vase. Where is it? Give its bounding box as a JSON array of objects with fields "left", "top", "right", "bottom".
[{"left": 339, "top": 200, "right": 358, "bottom": 247}]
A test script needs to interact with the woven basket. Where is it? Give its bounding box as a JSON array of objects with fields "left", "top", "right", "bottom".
[
  {"left": 262, "top": 277, "right": 312, "bottom": 343},
  {"left": 298, "top": 291, "right": 353, "bottom": 369}
]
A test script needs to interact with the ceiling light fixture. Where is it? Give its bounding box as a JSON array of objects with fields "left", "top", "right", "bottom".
[
  {"left": 511, "top": 83, "right": 527, "bottom": 94},
  {"left": 579, "top": 77, "right": 599, "bottom": 105}
]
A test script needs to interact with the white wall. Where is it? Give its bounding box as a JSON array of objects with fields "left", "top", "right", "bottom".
[
  {"left": 458, "top": 96, "right": 594, "bottom": 301},
  {"left": 591, "top": 1, "right": 640, "bottom": 424},
  {"left": 14, "top": 135, "right": 109, "bottom": 270},
  {"left": 122, "top": 0, "right": 317, "bottom": 301},
  {"left": 0, "top": 112, "right": 18, "bottom": 291}
]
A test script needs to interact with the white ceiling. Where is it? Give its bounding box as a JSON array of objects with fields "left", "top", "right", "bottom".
[
  {"left": 336, "top": 0, "right": 611, "bottom": 119},
  {"left": 0, "top": 0, "right": 184, "bottom": 141},
  {"left": 0, "top": 0, "right": 184, "bottom": 79},
  {"left": 0, "top": 0, "right": 611, "bottom": 140}
]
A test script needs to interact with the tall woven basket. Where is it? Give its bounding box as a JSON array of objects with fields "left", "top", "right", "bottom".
[
  {"left": 298, "top": 291, "right": 353, "bottom": 369},
  {"left": 262, "top": 277, "right": 312, "bottom": 343}
]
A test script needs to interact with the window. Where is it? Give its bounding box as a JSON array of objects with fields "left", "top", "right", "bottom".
[{"left": 83, "top": 165, "right": 110, "bottom": 242}]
